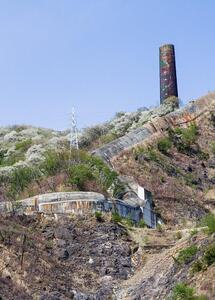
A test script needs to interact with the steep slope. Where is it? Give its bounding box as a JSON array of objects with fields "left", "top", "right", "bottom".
[
  {"left": 0, "top": 214, "right": 137, "bottom": 299},
  {"left": 95, "top": 93, "right": 215, "bottom": 224},
  {"left": 0, "top": 93, "right": 214, "bottom": 299},
  {"left": 115, "top": 229, "right": 215, "bottom": 299}
]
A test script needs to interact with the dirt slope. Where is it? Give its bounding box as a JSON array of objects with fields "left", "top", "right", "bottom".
[{"left": 111, "top": 94, "right": 215, "bottom": 224}]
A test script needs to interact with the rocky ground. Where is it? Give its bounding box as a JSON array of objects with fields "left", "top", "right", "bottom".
[
  {"left": 115, "top": 230, "right": 215, "bottom": 299},
  {"left": 0, "top": 213, "right": 139, "bottom": 299},
  {"left": 0, "top": 213, "right": 214, "bottom": 299}
]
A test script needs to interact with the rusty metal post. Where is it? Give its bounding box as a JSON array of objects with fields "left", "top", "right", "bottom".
[{"left": 159, "top": 44, "right": 178, "bottom": 104}]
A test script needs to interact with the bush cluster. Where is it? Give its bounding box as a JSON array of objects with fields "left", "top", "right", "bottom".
[
  {"left": 80, "top": 124, "right": 109, "bottom": 148},
  {"left": 134, "top": 146, "right": 158, "bottom": 162},
  {"left": 177, "top": 245, "right": 198, "bottom": 264},
  {"left": 168, "top": 123, "right": 198, "bottom": 154},
  {"left": 191, "top": 243, "right": 215, "bottom": 274},
  {"left": 201, "top": 213, "right": 215, "bottom": 235},
  {"left": 1, "top": 148, "right": 123, "bottom": 201},
  {"left": 171, "top": 283, "right": 206, "bottom": 300},
  {"left": 15, "top": 139, "right": 32, "bottom": 151},
  {"left": 94, "top": 211, "right": 104, "bottom": 222},
  {"left": 204, "top": 243, "right": 215, "bottom": 266},
  {"left": 211, "top": 141, "right": 215, "bottom": 155},
  {"left": 111, "top": 212, "right": 122, "bottom": 223},
  {"left": 0, "top": 139, "right": 33, "bottom": 167},
  {"left": 157, "top": 137, "right": 172, "bottom": 154}
]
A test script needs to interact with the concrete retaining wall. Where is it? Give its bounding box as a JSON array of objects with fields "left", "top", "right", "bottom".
[{"left": 0, "top": 192, "right": 105, "bottom": 214}]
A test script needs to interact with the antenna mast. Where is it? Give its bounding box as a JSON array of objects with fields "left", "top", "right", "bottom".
[{"left": 69, "top": 107, "right": 79, "bottom": 153}]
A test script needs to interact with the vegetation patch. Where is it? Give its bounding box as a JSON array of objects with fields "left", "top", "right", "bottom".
[
  {"left": 171, "top": 283, "right": 207, "bottom": 300},
  {"left": 111, "top": 212, "right": 122, "bottom": 223},
  {"left": 191, "top": 243, "right": 215, "bottom": 274},
  {"left": 15, "top": 139, "right": 32, "bottom": 152},
  {"left": 211, "top": 141, "right": 215, "bottom": 155},
  {"left": 168, "top": 123, "right": 199, "bottom": 154},
  {"left": 157, "top": 137, "right": 172, "bottom": 154},
  {"left": 134, "top": 146, "right": 158, "bottom": 162},
  {"left": 94, "top": 211, "right": 104, "bottom": 222},
  {"left": 190, "top": 229, "right": 198, "bottom": 237},
  {"left": 203, "top": 243, "right": 215, "bottom": 266},
  {"left": 137, "top": 219, "right": 146, "bottom": 228},
  {"left": 201, "top": 214, "right": 215, "bottom": 235},
  {"left": 191, "top": 259, "right": 205, "bottom": 274},
  {"left": 0, "top": 148, "right": 123, "bottom": 201},
  {"left": 177, "top": 245, "right": 198, "bottom": 264}
]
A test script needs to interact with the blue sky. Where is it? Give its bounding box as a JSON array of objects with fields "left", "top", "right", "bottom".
[{"left": 0, "top": 0, "right": 214, "bottom": 130}]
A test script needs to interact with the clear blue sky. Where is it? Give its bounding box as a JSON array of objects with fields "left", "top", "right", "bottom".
[{"left": 0, "top": 0, "right": 214, "bottom": 130}]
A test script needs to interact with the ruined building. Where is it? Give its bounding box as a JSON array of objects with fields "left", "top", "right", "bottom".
[{"left": 159, "top": 44, "right": 178, "bottom": 104}]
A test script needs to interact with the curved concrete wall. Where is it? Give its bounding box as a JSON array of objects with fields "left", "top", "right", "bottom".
[
  {"left": 0, "top": 192, "right": 105, "bottom": 214},
  {"left": 20, "top": 192, "right": 105, "bottom": 206}
]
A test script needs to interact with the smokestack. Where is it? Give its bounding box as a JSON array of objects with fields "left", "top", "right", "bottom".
[{"left": 159, "top": 44, "right": 178, "bottom": 105}]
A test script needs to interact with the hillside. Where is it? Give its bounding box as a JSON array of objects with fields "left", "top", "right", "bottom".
[
  {"left": 0, "top": 93, "right": 214, "bottom": 299},
  {"left": 96, "top": 93, "right": 215, "bottom": 224}
]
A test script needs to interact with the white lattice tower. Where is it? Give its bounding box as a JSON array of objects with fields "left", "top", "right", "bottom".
[{"left": 69, "top": 107, "right": 79, "bottom": 152}]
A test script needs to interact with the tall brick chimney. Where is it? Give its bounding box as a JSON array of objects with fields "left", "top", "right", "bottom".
[{"left": 159, "top": 44, "right": 178, "bottom": 104}]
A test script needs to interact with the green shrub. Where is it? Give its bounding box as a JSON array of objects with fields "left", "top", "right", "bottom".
[
  {"left": 3, "top": 151, "right": 25, "bottom": 166},
  {"left": 157, "top": 224, "right": 163, "bottom": 232},
  {"left": 160, "top": 176, "right": 166, "bottom": 183},
  {"left": 177, "top": 245, "right": 198, "bottom": 264},
  {"left": 201, "top": 214, "right": 215, "bottom": 235},
  {"left": 124, "top": 216, "right": 134, "bottom": 227},
  {"left": 89, "top": 156, "right": 114, "bottom": 185},
  {"left": 197, "top": 151, "right": 209, "bottom": 161},
  {"left": 41, "top": 150, "right": 69, "bottom": 176},
  {"left": 100, "top": 133, "right": 117, "bottom": 144},
  {"left": 169, "top": 123, "right": 198, "bottom": 154},
  {"left": 147, "top": 148, "right": 158, "bottom": 161},
  {"left": 211, "top": 141, "right": 215, "bottom": 155},
  {"left": 171, "top": 283, "right": 195, "bottom": 299},
  {"left": 211, "top": 112, "right": 215, "bottom": 127},
  {"left": 203, "top": 244, "right": 215, "bottom": 266},
  {"left": 181, "top": 123, "right": 198, "bottom": 146},
  {"left": 184, "top": 173, "right": 198, "bottom": 187},
  {"left": 0, "top": 149, "right": 7, "bottom": 165},
  {"left": 69, "top": 164, "right": 94, "bottom": 190},
  {"left": 191, "top": 259, "right": 204, "bottom": 273},
  {"left": 80, "top": 125, "right": 109, "bottom": 148},
  {"left": 157, "top": 137, "right": 172, "bottom": 154},
  {"left": 111, "top": 212, "right": 122, "bottom": 223},
  {"left": 190, "top": 229, "right": 198, "bottom": 237},
  {"left": 0, "top": 139, "right": 34, "bottom": 166},
  {"left": 94, "top": 211, "right": 104, "bottom": 222},
  {"left": 138, "top": 219, "right": 146, "bottom": 228},
  {"left": 8, "top": 166, "right": 41, "bottom": 198},
  {"left": 175, "top": 231, "right": 182, "bottom": 240},
  {"left": 134, "top": 146, "right": 158, "bottom": 162},
  {"left": 15, "top": 139, "right": 32, "bottom": 151},
  {"left": 171, "top": 283, "right": 206, "bottom": 300}
]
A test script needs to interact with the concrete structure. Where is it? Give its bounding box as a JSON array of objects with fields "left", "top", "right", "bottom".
[
  {"left": 159, "top": 44, "right": 178, "bottom": 104},
  {"left": 119, "top": 176, "right": 157, "bottom": 228},
  {"left": 0, "top": 191, "right": 157, "bottom": 228}
]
